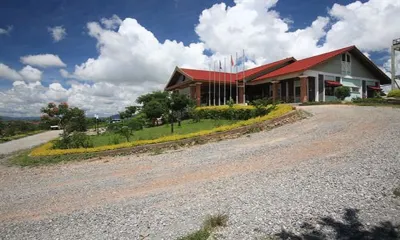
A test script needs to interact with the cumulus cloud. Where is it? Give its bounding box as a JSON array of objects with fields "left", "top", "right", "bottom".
[
  {"left": 73, "top": 17, "right": 207, "bottom": 87},
  {"left": 19, "top": 65, "right": 42, "bottom": 82},
  {"left": 48, "top": 26, "right": 67, "bottom": 42},
  {"left": 59, "top": 69, "right": 70, "bottom": 78},
  {"left": 0, "top": 63, "right": 23, "bottom": 81},
  {"left": 20, "top": 54, "right": 66, "bottom": 68},
  {"left": 0, "top": 25, "right": 13, "bottom": 35},
  {"left": 101, "top": 15, "right": 122, "bottom": 29},
  {"left": 0, "top": 81, "right": 146, "bottom": 117}
]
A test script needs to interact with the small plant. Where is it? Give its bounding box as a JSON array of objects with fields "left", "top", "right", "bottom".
[
  {"left": 203, "top": 214, "right": 228, "bottom": 231},
  {"left": 334, "top": 86, "right": 351, "bottom": 100},
  {"left": 387, "top": 89, "right": 400, "bottom": 98},
  {"left": 227, "top": 98, "right": 235, "bottom": 107},
  {"left": 394, "top": 186, "right": 400, "bottom": 197},
  {"left": 178, "top": 214, "right": 228, "bottom": 240},
  {"left": 108, "top": 135, "right": 120, "bottom": 145},
  {"left": 118, "top": 126, "right": 132, "bottom": 142}
]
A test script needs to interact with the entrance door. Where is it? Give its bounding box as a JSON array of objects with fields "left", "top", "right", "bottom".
[{"left": 308, "top": 77, "right": 315, "bottom": 102}]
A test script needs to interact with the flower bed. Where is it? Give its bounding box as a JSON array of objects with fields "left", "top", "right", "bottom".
[{"left": 30, "top": 104, "right": 294, "bottom": 157}]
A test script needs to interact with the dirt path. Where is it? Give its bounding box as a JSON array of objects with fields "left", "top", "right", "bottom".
[
  {"left": 0, "top": 106, "right": 399, "bottom": 239},
  {"left": 0, "top": 130, "right": 61, "bottom": 155}
]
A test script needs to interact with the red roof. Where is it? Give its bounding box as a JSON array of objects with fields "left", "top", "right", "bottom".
[
  {"left": 254, "top": 46, "right": 356, "bottom": 81},
  {"left": 180, "top": 68, "right": 237, "bottom": 83},
  {"left": 180, "top": 57, "right": 296, "bottom": 83}
]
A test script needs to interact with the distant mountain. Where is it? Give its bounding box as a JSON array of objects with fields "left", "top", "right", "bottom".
[{"left": 0, "top": 116, "right": 41, "bottom": 121}]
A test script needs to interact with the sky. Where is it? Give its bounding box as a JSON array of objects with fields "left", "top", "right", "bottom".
[{"left": 0, "top": 0, "right": 400, "bottom": 117}]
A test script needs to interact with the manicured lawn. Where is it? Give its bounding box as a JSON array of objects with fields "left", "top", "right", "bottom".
[{"left": 90, "top": 119, "right": 238, "bottom": 147}]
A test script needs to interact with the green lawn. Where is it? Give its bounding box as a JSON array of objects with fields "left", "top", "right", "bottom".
[{"left": 90, "top": 119, "right": 237, "bottom": 147}]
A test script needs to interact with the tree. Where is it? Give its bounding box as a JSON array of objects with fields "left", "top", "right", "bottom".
[
  {"left": 0, "top": 117, "right": 5, "bottom": 136},
  {"left": 136, "top": 91, "right": 169, "bottom": 106},
  {"left": 119, "top": 106, "right": 138, "bottom": 119},
  {"left": 142, "top": 100, "right": 165, "bottom": 126},
  {"left": 40, "top": 102, "right": 86, "bottom": 136},
  {"left": 169, "top": 92, "right": 192, "bottom": 126},
  {"left": 334, "top": 86, "right": 351, "bottom": 101}
]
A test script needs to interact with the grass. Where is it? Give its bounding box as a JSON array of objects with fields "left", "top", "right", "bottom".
[
  {"left": 10, "top": 149, "right": 97, "bottom": 167},
  {"left": 0, "top": 130, "right": 46, "bottom": 143},
  {"left": 89, "top": 119, "right": 237, "bottom": 147},
  {"left": 178, "top": 214, "right": 228, "bottom": 240}
]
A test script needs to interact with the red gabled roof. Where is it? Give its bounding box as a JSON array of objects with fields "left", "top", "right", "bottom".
[
  {"left": 179, "top": 57, "right": 296, "bottom": 83},
  {"left": 254, "top": 46, "right": 355, "bottom": 81},
  {"left": 180, "top": 68, "right": 237, "bottom": 83}
]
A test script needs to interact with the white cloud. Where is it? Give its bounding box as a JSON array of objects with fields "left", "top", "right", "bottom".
[
  {"left": 59, "top": 69, "right": 70, "bottom": 78},
  {"left": 19, "top": 65, "right": 42, "bottom": 82},
  {"left": 101, "top": 15, "right": 122, "bottom": 29},
  {"left": 20, "top": 54, "right": 67, "bottom": 68},
  {"left": 0, "top": 63, "right": 23, "bottom": 81},
  {"left": 0, "top": 25, "right": 13, "bottom": 35},
  {"left": 325, "top": 0, "right": 400, "bottom": 52},
  {"left": 73, "top": 18, "right": 207, "bottom": 87},
  {"left": 0, "top": 81, "right": 146, "bottom": 117},
  {"left": 48, "top": 26, "right": 67, "bottom": 42}
]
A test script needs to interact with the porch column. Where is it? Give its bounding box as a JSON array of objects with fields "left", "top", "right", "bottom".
[
  {"left": 300, "top": 76, "right": 308, "bottom": 103},
  {"left": 272, "top": 81, "right": 278, "bottom": 102},
  {"left": 195, "top": 82, "right": 202, "bottom": 106},
  {"left": 189, "top": 84, "right": 196, "bottom": 101},
  {"left": 238, "top": 83, "right": 244, "bottom": 104}
]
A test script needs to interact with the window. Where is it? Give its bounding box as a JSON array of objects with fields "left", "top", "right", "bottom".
[
  {"left": 336, "top": 77, "right": 341, "bottom": 82},
  {"left": 351, "top": 87, "right": 360, "bottom": 93},
  {"left": 341, "top": 53, "right": 351, "bottom": 75},
  {"left": 324, "top": 75, "right": 335, "bottom": 81},
  {"left": 325, "top": 86, "right": 335, "bottom": 96}
]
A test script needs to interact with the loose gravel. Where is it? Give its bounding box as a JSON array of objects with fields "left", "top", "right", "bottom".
[{"left": 0, "top": 105, "right": 399, "bottom": 239}]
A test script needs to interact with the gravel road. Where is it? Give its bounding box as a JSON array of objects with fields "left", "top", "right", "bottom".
[
  {"left": 0, "top": 106, "right": 399, "bottom": 239},
  {"left": 0, "top": 130, "right": 61, "bottom": 155}
]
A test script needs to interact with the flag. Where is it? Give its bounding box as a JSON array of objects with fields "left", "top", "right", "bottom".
[
  {"left": 219, "top": 60, "right": 222, "bottom": 70},
  {"left": 231, "top": 55, "right": 234, "bottom": 67}
]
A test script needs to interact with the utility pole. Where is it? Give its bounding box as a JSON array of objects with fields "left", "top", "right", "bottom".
[{"left": 391, "top": 38, "right": 400, "bottom": 90}]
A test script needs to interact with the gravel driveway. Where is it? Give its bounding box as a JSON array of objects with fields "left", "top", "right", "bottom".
[
  {"left": 0, "top": 130, "right": 61, "bottom": 155},
  {"left": 0, "top": 106, "right": 399, "bottom": 239}
]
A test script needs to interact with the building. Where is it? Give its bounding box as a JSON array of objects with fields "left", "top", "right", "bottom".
[{"left": 165, "top": 46, "right": 391, "bottom": 106}]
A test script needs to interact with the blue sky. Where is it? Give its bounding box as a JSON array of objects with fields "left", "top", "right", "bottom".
[{"left": 0, "top": 0, "right": 398, "bottom": 116}]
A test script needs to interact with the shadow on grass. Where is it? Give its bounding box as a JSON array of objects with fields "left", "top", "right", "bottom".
[{"left": 273, "top": 208, "right": 399, "bottom": 240}]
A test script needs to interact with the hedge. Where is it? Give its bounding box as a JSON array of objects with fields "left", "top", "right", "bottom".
[
  {"left": 30, "top": 104, "right": 294, "bottom": 156},
  {"left": 387, "top": 89, "right": 400, "bottom": 98},
  {"left": 193, "top": 104, "right": 269, "bottom": 120}
]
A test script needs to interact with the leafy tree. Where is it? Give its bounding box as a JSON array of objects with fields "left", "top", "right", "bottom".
[
  {"left": 169, "top": 92, "right": 193, "bottom": 126},
  {"left": 334, "top": 86, "right": 351, "bottom": 101},
  {"left": 142, "top": 100, "right": 165, "bottom": 126},
  {"left": 0, "top": 117, "right": 4, "bottom": 136},
  {"left": 136, "top": 91, "right": 169, "bottom": 106}
]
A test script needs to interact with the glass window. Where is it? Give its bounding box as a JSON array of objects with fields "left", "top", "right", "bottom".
[
  {"left": 347, "top": 54, "right": 351, "bottom": 63},
  {"left": 342, "top": 54, "right": 346, "bottom": 61},
  {"left": 325, "top": 75, "right": 335, "bottom": 81},
  {"left": 325, "top": 86, "right": 335, "bottom": 96}
]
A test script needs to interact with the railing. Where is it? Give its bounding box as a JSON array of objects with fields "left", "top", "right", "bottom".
[{"left": 393, "top": 38, "right": 400, "bottom": 46}]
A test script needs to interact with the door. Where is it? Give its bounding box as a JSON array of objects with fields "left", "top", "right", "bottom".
[{"left": 308, "top": 77, "right": 316, "bottom": 102}]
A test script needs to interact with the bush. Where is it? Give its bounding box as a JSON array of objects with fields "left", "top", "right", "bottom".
[
  {"left": 387, "top": 89, "right": 400, "bottom": 98},
  {"left": 53, "top": 132, "right": 93, "bottom": 149},
  {"left": 334, "top": 86, "right": 351, "bottom": 100},
  {"left": 192, "top": 105, "right": 271, "bottom": 120},
  {"left": 351, "top": 97, "right": 388, "bottom": 104}
]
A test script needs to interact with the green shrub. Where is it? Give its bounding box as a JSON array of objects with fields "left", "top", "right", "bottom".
[
  {"left": 334, "top": 86, "right": 351, "bottom": 100},
  {"left": 192, "top": 105, "right": 271, "bottom": 120},
  {"left": 53, "top": 132, "right": 93, "bottom": 149},
  {"left": 387, "top": 89, "right": 400, "bottom": 98},
  {"left": 250, "top": 98, "right": 272, "bottom": 107},
  {"left": 300, "top": 101, "right": 342, "bottom": 106},
  {"left": 351, "top": 97, "right": 388, "bottom": 104}
]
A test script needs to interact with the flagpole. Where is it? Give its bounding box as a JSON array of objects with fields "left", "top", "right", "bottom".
[
  {"left": 218, "top": 61, "right": 221, "bottom": 105},
  {"left": 213, "top": 61, "right": 216, "bottom": 106},
  {"left": 235, "top": 52, "right": 238, "bottom": 104},
  {"left": 243, "top": 49, "right": 246, "bottom": 104},
  {"left": 230, "top": 56, "right": 232, "bottom": 102},
  {"left": 208, "top": 62, "right": 211, "bottom": 106},
  {"left": 224, "top": 58, "right": 226, "bottom": 105}
]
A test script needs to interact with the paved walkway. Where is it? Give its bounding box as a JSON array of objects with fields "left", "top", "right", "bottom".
[{"left": 0, "top": 130, "right": 61, "bottom": 155}]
